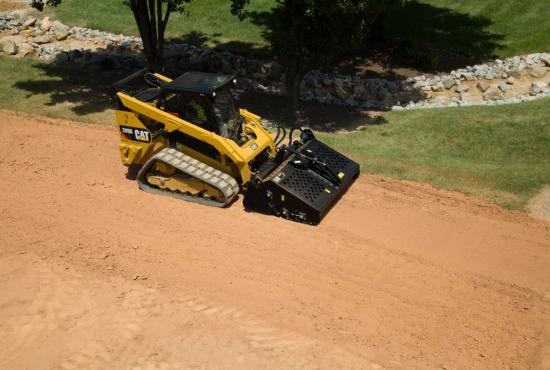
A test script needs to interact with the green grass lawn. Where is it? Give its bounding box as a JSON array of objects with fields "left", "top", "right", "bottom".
[
  {"left": 49, "top": 0, "right": 550, "bottom": 58},
  {"left": 2, "top": 56, "right": 549, "bottom": 210},
  {"left": 420, "top": 0, "right": 550, "bottom": 56},
  {"left": 384, "top": 0, "right": 550, "bottom": 62},
  {"left": 319, "top": 101, "right": 550, "bottom": 209},
  {"left": 0, "top": 56, "right": 118, "bottom": 124},
  {"left": 49, "top": 0, "right": 275, "bottom": 52}
]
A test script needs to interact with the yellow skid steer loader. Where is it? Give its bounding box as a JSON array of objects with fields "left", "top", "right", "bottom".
[{"left": 113, "top": 69, "right": 359, "bottom": 224}]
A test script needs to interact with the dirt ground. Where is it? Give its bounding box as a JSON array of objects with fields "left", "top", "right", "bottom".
[
  {"left": 1, "top": 109, "right": 550, "bottom": 370},
  {"left": 0, "top": 0, "right": 28, "bottom": 12},
  {"left": 529, "top": 186, "right": 550, "bottom": 221}
]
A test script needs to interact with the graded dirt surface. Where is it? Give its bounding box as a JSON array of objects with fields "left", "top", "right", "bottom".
[
  {"left": 1, "top": 110, "right": 550, "bottom": 370},
  {"left": 0, "top": 1, "right": 28, "bottom": 12}
]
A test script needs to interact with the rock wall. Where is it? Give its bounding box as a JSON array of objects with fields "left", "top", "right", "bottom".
[
  {"left": 399, "top": 54, "right": 550, "bottom": 110},
  {"left": 1, "top": 11, "right": 549, "bottom": 111}
]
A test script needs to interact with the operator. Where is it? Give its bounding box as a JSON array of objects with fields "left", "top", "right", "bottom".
[
  {"left": 187, "top": 99, "right": 207, "bottom": 122},
  {"left": 213, "top": 89, "right": 241, "bottom": 142}
]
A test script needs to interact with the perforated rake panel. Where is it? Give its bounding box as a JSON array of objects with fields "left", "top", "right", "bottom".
[
  {"left": 309, "top": 142, "right": 349, "bottom": 173},
  {"left": 281, "top": 169, "right": 326, "bottom": 203}
]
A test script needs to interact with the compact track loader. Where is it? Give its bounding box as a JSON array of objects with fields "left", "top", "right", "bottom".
[{"left": 113, "top": 69, "right": 359, "bottom": 224}]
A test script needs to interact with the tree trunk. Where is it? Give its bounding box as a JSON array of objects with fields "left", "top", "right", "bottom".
[
  {"left": 157, "top": 0, "right": 171, "bottom": 72},
  {"left": 370, "top": 10, "right": 386, "bottom": 46},
  {"left": 285, "top": 55, "right": 302, "bottom": 127},
  {"left": 130, "top": 0, "right": 170, "bottom": 72}
]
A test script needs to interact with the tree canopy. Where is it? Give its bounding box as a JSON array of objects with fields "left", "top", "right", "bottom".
[{"left": 232, "top": 0, "right": 390, "bottom": 121}]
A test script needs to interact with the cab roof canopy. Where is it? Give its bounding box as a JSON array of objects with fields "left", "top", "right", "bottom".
[{"left": 163, "top": 72, "right": 235, "bottom": 95}]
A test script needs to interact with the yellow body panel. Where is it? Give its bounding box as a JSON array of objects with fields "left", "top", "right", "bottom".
[
  {"left": 115, "top": 74, "right": 275, "bottom": 184},
  {"left": 117, "top": 110, "right": 168, "bottom": 166}
]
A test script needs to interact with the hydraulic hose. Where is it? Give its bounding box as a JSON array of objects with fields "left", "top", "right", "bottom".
[
  {"left": 273, "top": 126, "right": 281, "bottom": 146},
  {"left": 276, "top": 127, "right": 287, "bottom": 147}
]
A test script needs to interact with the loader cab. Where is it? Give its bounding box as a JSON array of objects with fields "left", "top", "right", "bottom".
[{"left": 159, "top": 72, "right": 242, "bottom": 142}]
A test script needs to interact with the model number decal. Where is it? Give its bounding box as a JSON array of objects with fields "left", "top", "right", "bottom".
[{"left": 120, "top": 126, "right": 151, "bottom": 143}]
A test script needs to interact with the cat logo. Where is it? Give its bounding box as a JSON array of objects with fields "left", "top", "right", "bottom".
[
  {"left": 134, "top": 129, "right": 150, "bottom": 142},
  {"left": 119, "top": 126, "right": 151, "bottom": 143}
]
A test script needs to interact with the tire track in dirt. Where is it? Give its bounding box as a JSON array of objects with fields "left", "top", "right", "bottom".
[
  {"left": 0, "top": 255, "right": 382, "bottom": 369},
  {"left": 56, "top": 342, "right": 112, "bottom": 370},
  {"left": 168, "top": 293, "right": 381, "bottom": 369},
  {"left": 0, "top": 261, "right": 83, "bottom": 366},
  {"left": 104, "top": 288, "right": 379, "bottom": 369}
]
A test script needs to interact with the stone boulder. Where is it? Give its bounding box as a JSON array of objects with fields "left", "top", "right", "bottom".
[
  {"left": 179, "top": 53, "right": 213, "bottom": 72},
  {"left": 442, "top": 77, "right": 456, "bottom": 89},
  {"left": 50, "top": 20, "right": 71, "bottom": 41},
  {"left": 476, "top": 81, "right": 491, "bottom": 92},
  {"left": 509, "top": 66, "right": 523, "bottom": 79},
  {"left": 40, "top": 17, "right": 53, "bottom": 32},
  {"left": 462, "top": 72, "right": 475, "bottom": 81},
  {"left": 353, "top": 84, "right": 366, "bottom": 99},
  {"left": 0, "top": 38, "right": 17, "bottom": 55},
  {"left": 54, "top": 52, "right": 70, "bottom": 64},
  {"left": 483, "top": 87, "right": 504, "bottom": 101},
  {"left": 17, "top": 43, "right": 34, "bottom": 58},
  {"left": 455, "top": 84, "right": 469, "bottom": 93},
  {"left": 322, "top": 77, "right": 333, "bottom": 86},
  {"left": 529, "top": 66, "right": 548, "bottom": 78},
  {"left": 67, "top": 49, "right": 84, "bottom": 61},
  {"left": 530, "top": 82, "right": 547, "bottom": 96},
  {"left": 376, "top": 88, "right": 390, "bottom": 101},
  {"left": 22, "top": 16, "right": 37, "bottom": 28},
  {"left": 54, "top": 29, "right": 70, "bottom": 41},
  {"left": 334, "top": 80, "right": 348, "bottom": 99},
  {"left": 431, "top": 82, "right": 445, "bottom": 92},
  {"left": 40, "top": 53, "right": 56, "bottom": 63},
  {"left": 220, "top": 58, "right": 233, "bottom": 74},
  {"left": 484, "top": 68, "right": 496, "bottom": 80},
  {"left": 31, "top": 34, "right": 55, "bottom": 44}
]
